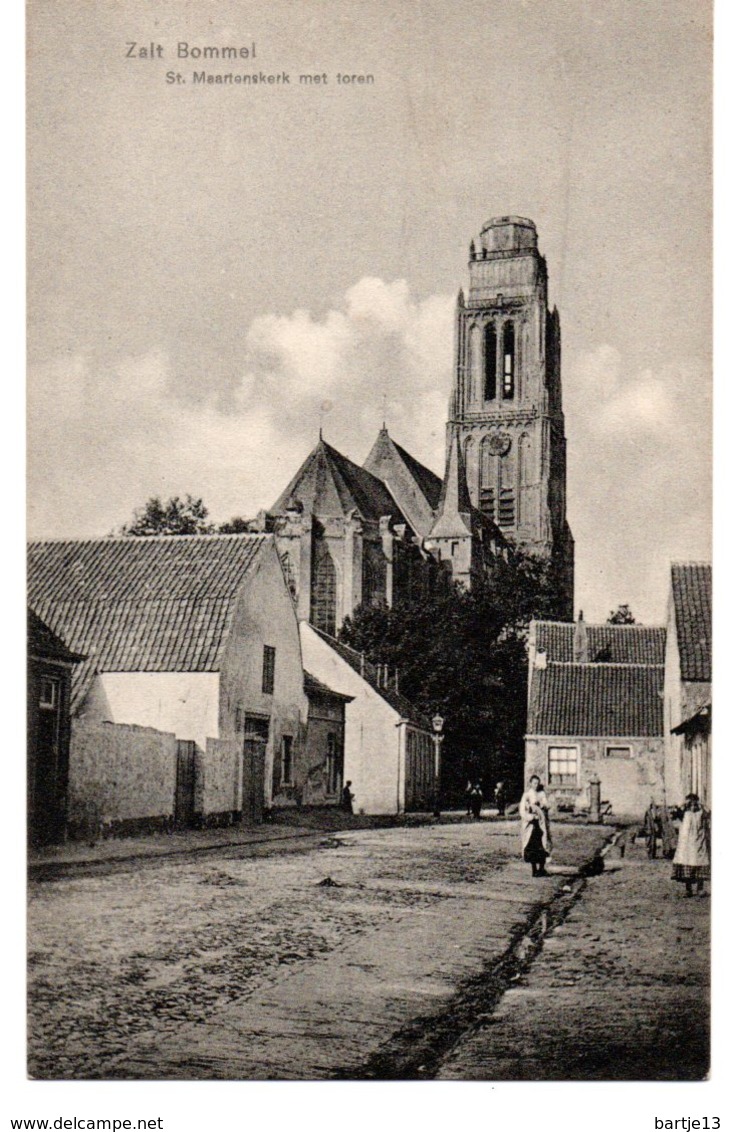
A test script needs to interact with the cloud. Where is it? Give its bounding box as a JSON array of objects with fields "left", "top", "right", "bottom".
[
  {"left": 27, "top": 278, "right": 455, "bottom": 539},
  {"left": 565, "top": 345, "right": 711, "bottom": 621}
]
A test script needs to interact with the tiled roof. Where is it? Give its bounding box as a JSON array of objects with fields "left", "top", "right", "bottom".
[
  {"left": 533, "top": 621, "right": 666, "bottom": 665},
  {"left": 27, "top": 536, "right": 269, "bottom": 695},
  {"left": 671, "top": 563, "right": 712, "bottom": 682},
  {"left": 304, "top": 670, "right": 353, "bottom": 702},
  {"left": 527, "top": 662, "right": 664, "bottom": 738},
  {"left": 270, "top": 439, "right": 405, "bottom": 525},
  {"left": 309, "top": 626, "right": 432, "bottom": 730},
  {"left": 28, "top": 608, "right": 85, "bottom": 664}
]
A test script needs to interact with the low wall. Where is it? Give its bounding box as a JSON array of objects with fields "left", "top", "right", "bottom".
[
  {"left": 201, "top": 737, "right": 240, "bottom": 821},
  {"left": 69, "top": 720, "right": 176, "bottom": 837}
]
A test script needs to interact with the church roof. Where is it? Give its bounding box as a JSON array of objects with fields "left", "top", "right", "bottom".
[
  {"left": 671, "top": 562, "right": 712, "bottom": 682},
  {"left": 270, "top": 438, "right": 405, "bottom": 525},
  {"left": 533, "top": 621, "right": 666, "bottom": 665},
  {"left": 362, "top": 427, "right": 442, "bottom": 539},
  {"left": 28, "top": 535, "right": 271, "bottom": 710},
  {"left": 527, "top": 662, "right": 664, "bottom": 738}
]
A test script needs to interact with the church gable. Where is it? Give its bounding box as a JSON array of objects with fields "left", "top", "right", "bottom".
[{"left": 363, "top": 427, "right": 442, "bottom": 539}]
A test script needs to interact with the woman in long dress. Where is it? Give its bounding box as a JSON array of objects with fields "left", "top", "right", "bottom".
[
  {"left": 672, "top": 793, "right": 710, "bottom": 896},
  {"left": 519, "top": 774, "right": 552, "bottom": 876}
]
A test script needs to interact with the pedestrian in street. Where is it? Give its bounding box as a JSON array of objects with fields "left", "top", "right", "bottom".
[
  {"left": 342, "top": 780, "right": 354, "bottom": 814},
  {"left": 494, "top": 780, "right": 506, "bottom": 816},
  {"left": 519, "top": 774, "right": 552, "bottom": 877},
  {"left": 672, "top": 793, "right": 710, "bottom": 897},
  {"left": 469, "top": 782, "right": 483, "bottom": 820}
]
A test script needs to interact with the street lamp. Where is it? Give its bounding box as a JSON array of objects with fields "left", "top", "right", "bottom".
[{"left": 432, "top": 713, "right": 445, "bottom": 818}]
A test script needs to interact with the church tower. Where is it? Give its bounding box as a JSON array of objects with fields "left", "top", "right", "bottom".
[{"left": 444, "top": 216, "right": 574, "bottom": 615}]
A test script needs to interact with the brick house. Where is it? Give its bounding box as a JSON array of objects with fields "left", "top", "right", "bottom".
[
  {"left": 664, "top": 563, "right": 711, "bottom": 806},
  {"left": 27, "top": 609, "right": 84, "bottom": 845},
  {"left": 28, "top": 534, "right": 308, "bottom": 830},
  {"left": 525, "top": 619, "right": 666, "bottom": 817}
]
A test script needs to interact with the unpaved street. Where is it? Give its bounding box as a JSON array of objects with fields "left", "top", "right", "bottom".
[{"left": 28, "top": 820, "right": 607, "bottom": 1079}]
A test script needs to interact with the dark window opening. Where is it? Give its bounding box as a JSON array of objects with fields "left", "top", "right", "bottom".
[
  {"left": 479, "top": 486, "right": 496, "bottom": 521},
  {"left": 281, "top": 735, "right": 293, "bottom": 785},
  {"left": 484, "top": 323, "right": 497, "bottom": 401},
  {"left": 262, "top": 645, "right": 276, "bottom": 694},
  {"left": 502, "top": 322, "right": 515, "bottom": 399},
  {"left": 498, "top": 489, "right": 515, "bottom": 527}
]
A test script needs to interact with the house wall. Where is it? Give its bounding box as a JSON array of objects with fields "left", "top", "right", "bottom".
[
  {"left": 27, "top": 655, "right": 74, "bottom": 845},
  {"left": 219, "top": 540, "right": 308, "bottom": 811},
  {"left": 301, "top": 623, "right": 401, "bottom": 814},
  {"left": 298, "top": 693, "right": 346, "bottom": 807},
  {"left": 69, "top": 719, "right": 177, "bottom": 836},
  {"left": 525, "top": 735, "right": 665, "bottom": 817},
  {"left": 663, "top": 596, "right": 712, "bottom": 806},
  {"left": 81, "top": 672, "right": 219, "bottom": 753}
]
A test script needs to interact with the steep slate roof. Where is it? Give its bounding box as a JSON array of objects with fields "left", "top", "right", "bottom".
[
  {"left": 528, "top": 663, "right": 664, "bottom": 737},
  {"left": 309, "top": 626, "right": 432, "bottom": 730},
  {"left": 534, "top": 621, "right": 666, "bottom": 665},
  {"left": 270, "top": 438, "right": 405, "bottom": 525},
  {"left": 391, "top": 439, "right": 443, "bottom": 511},
  {"left": 671, "top": 563, "right": 712, "bottom": 682},
  {"left": 27, "top": 536, "right": 270, "bottom": 708},
  {"left": 28, "top": 608, "right": 85, "bottom": 664}
]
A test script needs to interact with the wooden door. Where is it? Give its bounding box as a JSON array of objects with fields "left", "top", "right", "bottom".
[
  {"left": 175, "top": 740, "right": 197, "bottom": 827},
  {"left": 242, "top": 717, "right": 269, "bottom": 823}
]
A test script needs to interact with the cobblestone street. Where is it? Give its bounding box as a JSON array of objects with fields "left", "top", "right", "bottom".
[
  {"left": 29, "top": 819, "right": 609, "bottom": 1079},
  {"left": 435, "top": 836, "right": 710, "bottom": 1080}
]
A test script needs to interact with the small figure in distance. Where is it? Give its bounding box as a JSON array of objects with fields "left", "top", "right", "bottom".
[
  {"left": 494, "top": 780, "right": 506, "bottom": 817},
  {"left": 341, "top": 780, "right": 354, "bottom": 815},
  {"left": 519, "top": 774, "right": 552, "bottom": 877},
  {"left": 672, "top": 793, "right": 710, "bottom": 897},
  {"left": 469, "top": 782, "right": 483, "bottom": 821}
]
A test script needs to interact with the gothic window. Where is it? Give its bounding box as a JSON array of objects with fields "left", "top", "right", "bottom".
[
  {"left": 502, "top": 321, "right": 515, "bottom": 399},
  {"left": 469, "top": 324, "right": 482, "bottom": 403},
  {"left": 479, "top": 440, "right": 496, "bottom": 520},
  {"left": 479, "top": 439, "right": 516, "bottom": 529},
  {"left": 311, "top": 540, "right": 337, "bottom": 636},
  {"left": 280, "top": 735, "right": 294, "bottom": 785},
  {"left": 484, "top": 323, "right": 497, "bottom": 401}
]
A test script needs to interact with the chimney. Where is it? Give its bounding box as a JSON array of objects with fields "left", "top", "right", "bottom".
[{"left": 573, "top": 610, "right": 589, "bottom": 663}]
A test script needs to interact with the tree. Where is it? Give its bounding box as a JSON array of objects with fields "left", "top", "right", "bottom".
[
  {"left": 118, "top": 495, "right": 214, "bottom": 536},
  {"left": 218, "top": 516, "right": 252, "bottom": 534},
  {"left": 339, "top": 547, "right": 568, "bottom": 803},
  {"left": 607, "top": 604, "right": 637, "bottom": 625}
]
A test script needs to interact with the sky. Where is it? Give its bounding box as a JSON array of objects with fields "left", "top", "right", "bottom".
[{"left": 26, "top": 0, "right": 712, "bottom": 623}]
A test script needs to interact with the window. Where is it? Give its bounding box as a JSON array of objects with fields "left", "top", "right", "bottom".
[
  {"left": 262, "top": 645, "right": 276, "bottom": 694},
  {"left": 484, "top": 323, "right": 497, "bottom": 401},
  {"left": 498, "top": 488, "right": 515, "bottom": 526},
  {"left": 311, "top": 539, "right": 337, "bottom": 636},
  {"left": 326, "top": 733, "right": 340, "bottom": 795},
  {"left": 502, "top": 321, "right": 515, "bottom": 399},
  {"left": 39, "top": 677, "right": 59, "bottom": 710},
  {"left": 280, "top": 735, "right": 293, "bottom": 785},
  {"left": 479, "top": 486, "right": 496, "bottom": 521},
  {"left": 606, "top": 745, "right": 631, "bottom": 759},
  {"left": 548, "top": 745, "right": 578, "bottom": 786}
]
